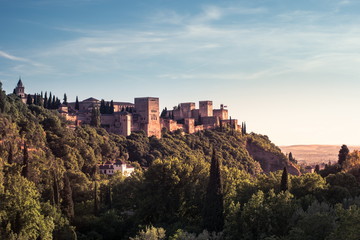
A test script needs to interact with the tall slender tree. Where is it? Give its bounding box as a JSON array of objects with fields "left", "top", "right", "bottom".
[
  {"left": 7, "top": 143, "right": 13, "bottom": 164},
  {"left": 94, "top": 181, "right": 99, "bottom": 215},
  {"left": 26, "top": 94, "right": 32, "bottom": 105},
  {"left": 100, "top": 99, "right": 106, "bottom": 114},
  {"left": 21, "top": 141, "right": 29, "bottom": 179},
  {"left": 90, "top": 106, "right": 101, "bottom": 127},
  {"left": 63, "top": 93, "right": 68, "bottom": 105},
  {"left": 75, "top": 96, "right": 79, "bottom": 110},
  {"left": 110, "top": 100, "right": 114, "bottom": 114},
  {"left": 280, "top": 167, "right": 288, "bottom": 192},
  {"left": 338, "top": 144, "right": 350, "bottom": 166},
  {"left": 315, "top": 164, "right": 320, "bottom": 174},
  {"left": 53, "top": 171, "right": 60, "bottom": 206},
  {"left": 62, "top": 172, "right": 74, "bottom": 220},
  {"left": 44, "top": 91, "right": 48, "bottom": 108},
  {"left": 203, "top": 149, "right": 224, "bottom": 232}
]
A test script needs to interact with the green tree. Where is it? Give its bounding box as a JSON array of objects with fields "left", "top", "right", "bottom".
[
  {"left": 63, "top": 93, "right": 68, "bottom": 105},
  {"left": 203, "top": 150, "right": 224, "bottom": 232},
  {"left": 280, "top": 167, "right": 288, "bottom": 192},
  {"left": 110, "top": 100, "right": 114, "bottom": 114},
  {"left": 26, "top": 94, "right": 33, "bottom": 105},
  {"left": 21, "top": 141, "right": 29, "bottom": 179},
  {"left": 62, "top": 172, "right": 74, "bottom": 221},
  {"left": 0, "top": 81, "right": 7, "bottom": 113},
  {"left": 75, "top": 96, "right": 79, "bottom": 110},
  {"left": 90, "top": 106, "right": 101, "bottom": 127},
  {"left": 338, "top": 144, "right": 349, "bottom": 166},
  {"left": 0, "top": 174, "right": 55, "bottom": 239},
  {"left": 130, "top": 225, "right": 166, "bottom": 240}
]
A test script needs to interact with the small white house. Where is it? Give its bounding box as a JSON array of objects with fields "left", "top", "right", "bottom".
[{"left": 99, "top": 160, "right": 135, "bottom": 177}]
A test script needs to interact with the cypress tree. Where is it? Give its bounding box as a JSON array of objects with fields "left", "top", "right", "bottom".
[
  {"left": 288, "top": 152, "right": 294, "bottom": 162},
  {"left": 47, "top": 92, "right": 52, "bottom": 109},
  {"left": 280, "top": 167, "right": 288, "bottom": 192},
  {"left": 104, "top": 185, "right": 112, "bottom": 209},
  {"left": 315, "top": 165, "right": 320, "bottom": 174},
  {"left": 63, "top": 93, "right": 68, "bottom": 105},
  {"left": 21, "top": 142, "right": 29, "bottom": 179},
  {"left": 0, "top": 82, "right": 7, "bottom": 113},
  {"left": 62, "top": 172, "right": 74, "bottom": 220},
  {"left": 105, "top": 101, "right": 110, "bottom": 114},
  {"left": 110, "top": 100, "right": 114, "bottom": 114},
  {"left": 33, "top": 94, "right": 38, "bottom": 105},
  {"left": 203, "top": 149, "right": 224, "bottom": 232},
  {"left": 44, "top": 92, "right": 48, "bottom": 108},
  {"left": 94, "top": 181, "right": 99, "bottom": 215},
  {"left": 26, "top": 94, "right": 32, "bottom": 105},
  {"left": 52, "top": 95, "right": 56, "bottom": 109},
  {"left": 338, "top": 144, "right": 349, "bottom": 166},
  {"left": 244, "top": 122, "right": 247, "bottom": 134},
  {"left": 7, "top": 143, "right": 13, "bottom": 164},
  {"left": 75, "top": 96, "right": 79, "bottom": 110},
  {"left": 100, "top": 99, "right": 106, "bottom": 114},
  {"left": 90, "top": 106, "right": 101, "bottom": 127},
  {"left": 53, "top": 171, "right": 60, "bottom": 206}
]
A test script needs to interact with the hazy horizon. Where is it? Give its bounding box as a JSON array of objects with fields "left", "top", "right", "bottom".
[{"left": 1, "top": 0, "right": 360, "bottom": 146}]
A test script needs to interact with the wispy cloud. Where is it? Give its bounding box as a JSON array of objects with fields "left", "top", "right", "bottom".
[{"left": 0, "top": 50, "right": 29, "bottom": 62}]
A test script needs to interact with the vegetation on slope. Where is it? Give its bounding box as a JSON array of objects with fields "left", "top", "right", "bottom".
[{"left": 2, "top": 83, "right": 360, "bottom": 239}]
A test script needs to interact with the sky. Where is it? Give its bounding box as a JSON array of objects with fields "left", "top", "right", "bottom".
[{"left": 1, "top": 0, "right": 360, "bottom": 146}]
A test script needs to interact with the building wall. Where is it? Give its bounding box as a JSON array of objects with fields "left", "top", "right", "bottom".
[
  {"left": 184, "top": 118, "right": 195, "bottom": 134},
  {"left": 135, "top": 97, "right": 161, "bottom": 138},
  {"left": 180, "top": 102, "right": 195, "bottom": 118},
  {"left": 199, "top": 101, "right": 213, "bottom": 117},
  {"left": 213, "top": 109, "right": 228, "bottom": 120}
]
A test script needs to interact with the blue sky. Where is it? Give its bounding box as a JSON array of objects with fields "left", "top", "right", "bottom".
[{"left": 1, "top": 0, "right": 360, "bottom": 145}]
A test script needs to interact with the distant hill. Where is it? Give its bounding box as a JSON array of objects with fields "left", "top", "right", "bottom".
[{"left": 279, "top": 145, "right": 360, "bottom": 165}]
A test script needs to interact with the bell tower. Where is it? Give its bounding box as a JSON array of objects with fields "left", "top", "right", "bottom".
[{"left": 14, "top": 77, "right": 25, "bottom": 97}]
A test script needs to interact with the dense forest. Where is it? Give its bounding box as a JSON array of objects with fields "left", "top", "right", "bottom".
[{"left": 1, "top": 83, "right": 360, "bottom": 239}]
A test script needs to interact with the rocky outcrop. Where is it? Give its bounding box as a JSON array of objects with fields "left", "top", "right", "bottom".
[{"left": 246, "top": 138, "right": 301, "bottom": 176}]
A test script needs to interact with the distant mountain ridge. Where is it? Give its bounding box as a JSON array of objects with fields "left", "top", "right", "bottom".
[{"left": 279, "top": 145, "right": 360, "bottom": 164}]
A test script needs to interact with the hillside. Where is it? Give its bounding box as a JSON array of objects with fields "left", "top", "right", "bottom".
[{"left": 280, "top": 145, "right": 360, "bottom": 164}]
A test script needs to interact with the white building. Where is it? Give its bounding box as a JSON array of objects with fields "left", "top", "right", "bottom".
[{"left": 99, "top": 160, "right": 135, "bottom": 177}]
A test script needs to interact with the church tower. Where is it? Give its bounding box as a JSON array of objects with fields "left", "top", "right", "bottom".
[{"left": 14, "top": 77, "right": 25, "bottom": 98}]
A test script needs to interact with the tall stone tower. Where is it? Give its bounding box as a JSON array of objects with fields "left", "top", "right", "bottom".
[
  {"left": 134, "top": 97, "right": 161, "bottom": 138},
  {"left": 14, "top": 78, "right": 25, "bottom": 97},
  {"left": 199, "top": 100, "right": 213, "bottom": 117}
]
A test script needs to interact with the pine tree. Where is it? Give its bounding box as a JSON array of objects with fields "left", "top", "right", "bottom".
[
  {"left": 21, "top": 142, "right": 29, "bottom": 179},
  {"left": 338, "top": 144, "right": 349, "bottom": 166},
  {"left": 203, "top": 149, "right": 224, "bottom": 232},
  {"left": 280, "top": 167, "right": 288, "bottom": 192},
  {"left": 75, "top": 96, "right": 79, "bottom": 110},
  {"left": 63, "top": 93, "right": 68, "bottom": 105},
  {"left": 62, "top": 172, "right": 74, "bottom": 220}
]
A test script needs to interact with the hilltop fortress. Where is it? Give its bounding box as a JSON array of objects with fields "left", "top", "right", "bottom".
[{"left": 13, "top": 79, "right": 240, "bottom": 138}]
